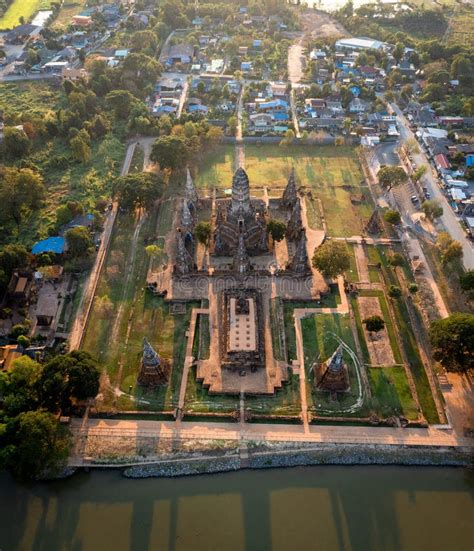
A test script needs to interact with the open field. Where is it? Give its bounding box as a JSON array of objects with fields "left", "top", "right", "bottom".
[
  {"left": 364, "top": 245, "right": 440, "bottom": 423},
  {"left": 51, "top": 0, "right": 86, "bottom": 28},
  {"left": 197, "top": 144, "right": 372, "bottom": 237},
  {"left": 0, "top": 0, "right": 52, "bottom": 29},
  {"left": 81, "top": 197, "right": 183, "bottom": 412}
]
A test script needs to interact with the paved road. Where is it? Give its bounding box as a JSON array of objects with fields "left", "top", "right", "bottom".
[
  {"left": 391, "top": 102, "right": 474, "bottom": 270},
  {"left": 70, "top": 417, "right": 472, "bottom": 449}
]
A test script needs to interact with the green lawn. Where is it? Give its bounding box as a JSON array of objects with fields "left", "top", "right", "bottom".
[
  {"left": 364, "top": 246, "right": 440, "bottom": 424},
  {"left": 196, "top": 144, "right": 373, "bottom": 237},
  {"left": 0, "top": 0, "right": 52, "bottom": 29},
  {"left": 245, "top": 374, "right": 301, "bottom": 417},
  {"left": 82, "top": 202, "right": 185, "bottom": 412},
  {"left": 301, "top": 313, "right": 368, "bottom": 416}
]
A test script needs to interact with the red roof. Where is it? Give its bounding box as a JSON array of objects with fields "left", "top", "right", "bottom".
[{"left": 434, "top": 153, "right": 450, "bottom": 169}]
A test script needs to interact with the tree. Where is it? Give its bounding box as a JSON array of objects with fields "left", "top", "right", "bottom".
[
  {"left": 393, "top": 42, "right": 405, "bottom": 64},
  {"left": 429, "top": 313, "right": 474, "bottom": 372},
  {"left": 279, "top": 129, "right": 295, "bottom": 146},
  {"left": 408, "top": 283, "right": 418, "bottom": 293},
  {"left": 412, "top": 165, "right": 427, "bottom": 183},
  {"left": 0, "top": 168, "right": 45, "bottom": 229},
  {"left": 113, "top": 172, "right": 163, "bottom": 211},
  {"left": 2, "top": 356, "right": 42, "bottom": 417},
  {"left": 267, "top": 219, "right": 286, "bottom": 242},
  {"left": 459, "top": 270, "right": 474, "bottom": 292},
  {"left": 377, "top": 165, "right": 408, "bottom": 190},
  {"left": 65, "top": 226, "right": 93, "bottom": 257},
  {"left": 70, "top": 133, "right": 91, "bottom": 164},
  {"left": 3, "top": 127, "right": 31, "bottom": 158},
  {"left": 105, "top": 90, "right": 136, "bottom": 119},
  {"left": 388, "top": 253, "right": 404, "bottom": 267},
  {"left": 364, "top": 315, "right": 385, "bottom": 334},
  {"left": 384, "top": 209, "right": 401, "bottom": 225},
  {"left": 436, "top": 232, "right": 463, "bottom": 266},
  {"left": 388, "top": 285, "right": 402, "bottom": 298},
  {"left": 195, "top": 221, "right": 212, "bottom": 245},
  {"left": 421, "top": 200, "right": 443, "bottom": 221},
  {"left": 150, "top": 135, "right": 189, "bottom": 170},
  {"left": 145, "top": 244, "right": 162, "bottom": 260},
  {"left": 0, "top": 411, "right": 71, "bottom": 480},
  {"left": 312, "top": 241, "right": 350, "bottom": 279},
  {"left": 39, "top": 351, "right": 100, "bottom": 411}
]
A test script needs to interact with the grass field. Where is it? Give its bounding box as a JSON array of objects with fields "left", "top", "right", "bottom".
[
  {"left": 51, "top": 0, "right": 87, "bottom": 28},
  {"left": 81, "top": 199, "right": 184, "bottom": 412},
  {"left": 0, "top": 0, "right": 52, "bottom": 29},
  {"left": 197, "top": 144, "right": 373, "bottom": 237},
  {"left": 301, "top": 313, "right": 368, "bottom": 416}
]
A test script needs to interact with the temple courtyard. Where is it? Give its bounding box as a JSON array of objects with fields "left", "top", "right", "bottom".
[{"left": 80, "top": 144, "right": 442, "bottom": 426}]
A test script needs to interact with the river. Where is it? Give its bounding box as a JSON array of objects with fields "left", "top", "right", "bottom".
[{"left": 1, "top": 466, "right": 473, "bottom": 550}]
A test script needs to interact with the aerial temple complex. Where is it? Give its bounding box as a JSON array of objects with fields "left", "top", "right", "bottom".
[{"left": 145, "top": 165, "right": 328, "bottom": 395}]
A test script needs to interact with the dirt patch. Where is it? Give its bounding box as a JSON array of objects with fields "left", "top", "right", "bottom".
[
  {"left": 358, "top": 296, "right": 396, "bottom": 366},
  {"left": 299, "top": 10, "right": 349, "bottom": 41}
]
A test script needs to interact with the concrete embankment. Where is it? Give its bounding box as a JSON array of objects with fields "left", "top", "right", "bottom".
[{"left": 122, "top": 444, "right": 473, "bottom": 478}]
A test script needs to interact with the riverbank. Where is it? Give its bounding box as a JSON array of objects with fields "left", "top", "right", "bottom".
[{"left": 107, "top": 442, "right": 474, "bottom": 478}]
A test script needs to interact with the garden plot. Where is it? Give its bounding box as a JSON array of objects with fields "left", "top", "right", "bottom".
[{"left": 357, "top": 295, "right": 396, "bottom": 366}]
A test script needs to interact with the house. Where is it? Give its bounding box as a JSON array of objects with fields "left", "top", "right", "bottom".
[
  {"left": 72, "top": 15, "right": 93, "bottom": 26},
  {"left": 335, "top": 37, "right": 385, "bottom": 52},
  {"left": 188, "top": 104, "right": 209, "bottom": 115},
  {"left": 252, "top": 39, "right": 263, "bottom": 50},
  {"left": 71, "top": 31, "right": 88, "bottom": 48},
  {"left": 359, "top": 66, "right": 379, "bottom": 78},
  {"left": 167, "top": 43, "right": 193, "bottom": 65},
  {"left": 238, "top": 46, "right": 249, "bottom": 56},
  {"left": 62, "top": 67, "right": 88, "bottom": 81},
  {"left": 397, "top": 59, "right": 416, "bottom": 80},
  {"left": 327, "top": 99, "right": 344, "bottom": 114},
  {"left": 249, "top": 112, "right": 273, "bottom": 130},
  {"left": 415, "top": 107, "right": 437, "bottom": 127},
  {"left": 4, "top": 24, "right": 39, "bottom": 44},
  {"left": 309, "top": 49, "right": 326, "bottom": 61},
  {"left": 0, "top": 345, "right": 21, "bottom": 371},
  {"left": 114, "top": 49, "right": 129, "bottom": 60},
  {"left": 258, "top": 99, "right": 289, "bottom": 113},
  {"left": 348, "top": 98, "right": 370, "bottom": 113},
  {"left": 305, "top": 98, "right": 326, "bottom": 111},
  {"left": 7, "top": 271, "right": 32, "bottom": 303},
  {"left": 31, "top": 237, "right": 66, "bottom": 255},
  {"left": 267, "top": 83, "right": 287, "bottom": 98},
  {"left": 241, "top": 61, "right": 252, "bottom": 72},
  {"left": 434, "top": 153, "right": 451, "bottom": 172}
]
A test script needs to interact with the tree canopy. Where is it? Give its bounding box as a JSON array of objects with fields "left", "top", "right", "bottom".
[
  {"left": 113, "top": 172, "right": 163, "bottom": 211},
  {"left": 377, "top": 165, "right": 408, "bottom": 190},
  {"left": 312, "top": 241, "right": 350, "bottom": 279},
  {"left": 150, "top": 135, "right": 189, "bottom": 171},
  {"left": 267, "top": 219, "right": 286, "bottom": 242},
  {"left": 429, "top": 313, "right": 474, "bottom": 372}
]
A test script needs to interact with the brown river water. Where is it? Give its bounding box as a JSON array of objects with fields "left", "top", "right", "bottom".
[{"left": 1, "top": 466, "right": 473, "bottom": 550}]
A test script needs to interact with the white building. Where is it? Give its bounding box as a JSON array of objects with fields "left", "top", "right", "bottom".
[{"left": 335, "top": 37, "right": 385, "bottom": 52}]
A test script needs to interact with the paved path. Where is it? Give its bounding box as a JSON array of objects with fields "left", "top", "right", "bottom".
[
  {"left": 390, "top": 102, "right": 474, "bottom": 270},
  {"left": 69, "top": 142, "right": 137, "bottom": 350},
  {"left": 354, "top": 243, "right": 370, "bottom": 284},
  {"left": 176, "top": 308, "right": 209, "bottom": 418},
  {"left": 70, "top": 417, "right": 472, "bottom": 449}
]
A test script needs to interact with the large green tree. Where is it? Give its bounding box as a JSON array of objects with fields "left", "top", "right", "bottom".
[
  {"left": 0, "top": 168, "right": 45, "bottom": 229},
  {"left": 65, "top": 226, "right": 93, "bottom": 257},
  {"left": 0, "top": 411, "right": 71, "bottom": 480},
  {"left": 377, "top": 165, "right": 408, "bottom": 190},
  {"left": 312, "top": 241, "right": 350, "bottom": 279},
  {"left": 150, "top": 135, "right": 189, "bottom": 170},
  {"left": 113, "top": 172, "right": 163, "bottom": 211},
  {"left": 429, "top": 313, "right": 474, "bottom": 372}
]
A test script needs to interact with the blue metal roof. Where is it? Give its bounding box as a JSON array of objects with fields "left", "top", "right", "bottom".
[
  {"left": 272, "top": 112, "right": 289, "bottom": 121},
  {"left": 466, "top": 154, "right": 474, "bottom": 167},
  {"left": 32, "top": 237, "right": 66, "bottom": 255},
  {"left": 260, "top": 99, "right": 289, "bottom": 109}
]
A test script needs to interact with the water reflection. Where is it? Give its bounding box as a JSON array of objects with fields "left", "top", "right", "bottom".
[{"left": 1, "top": 466, "right": 473, "bottom": 551}]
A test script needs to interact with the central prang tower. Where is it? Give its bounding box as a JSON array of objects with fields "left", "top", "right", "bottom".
[{"left": 213, "top": 168, "right": 268, "bottom": 256}]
